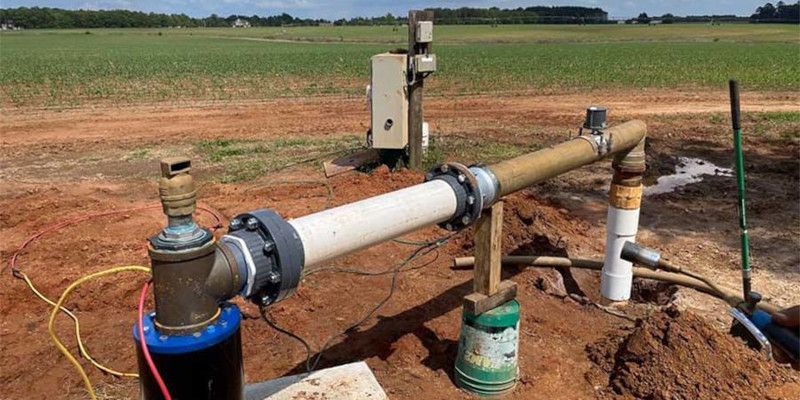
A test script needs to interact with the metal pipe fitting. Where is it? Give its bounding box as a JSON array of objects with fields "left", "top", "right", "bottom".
[
  {"left": 149, "top": 241, "right": 220, "bottom": 334},
  {"left": 601, "top": 125, "right": 647, "bottom": 301},
  {"left": 469, "top": 164, "right": 499, "bottom": 209},
  {"left": 221, "top": 209, "right": 305, "bottom": 305},
  {"left": 149, "top": 158, "right": 242, "bottom": 334}
]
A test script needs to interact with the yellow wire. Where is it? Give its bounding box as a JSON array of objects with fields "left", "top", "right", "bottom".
[
  {"left": 47, "top": 266, "right": 151, "bottom": 400},
  {"left": 18, "top": 271, "right": 139, "bottom": 378}
]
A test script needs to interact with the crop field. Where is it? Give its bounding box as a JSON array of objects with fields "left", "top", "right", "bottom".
[
  {"left": 1, "top": 24, "right": 798, "bottom": 107},
  {"left": 2, "top": 22, "right": 800, "bottom": 400}
]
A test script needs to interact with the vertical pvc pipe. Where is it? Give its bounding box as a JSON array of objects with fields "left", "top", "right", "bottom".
[{"left": 601, "top": 206, "right": 641, "bottom": 300}]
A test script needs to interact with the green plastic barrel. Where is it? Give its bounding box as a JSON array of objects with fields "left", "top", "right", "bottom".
[{"left": 455, "top": 300, "right": 520, "bottom": 396}]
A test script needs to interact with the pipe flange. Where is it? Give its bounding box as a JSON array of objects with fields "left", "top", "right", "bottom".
[
  {"left": 223, "top": 209, "right": 304, "bottom": 306},
  {"left": 424, "top": 162, "right": 481, "bottom": 231}
]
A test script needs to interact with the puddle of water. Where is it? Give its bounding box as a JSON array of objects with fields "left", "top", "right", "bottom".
[{"left": 645, "top": 157, "right": 733, "bottom": 196}]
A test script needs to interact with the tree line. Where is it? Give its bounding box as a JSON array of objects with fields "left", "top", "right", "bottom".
[
  {"left": 417, "top": 6, "right": 609, "bottom": 24},
  {"left": 632, "top": 1, "right": 798, "bottom": 24},
  {"left": 0, "top": 5, "right": 610, "bottom": 29},
  {"left": 0, "top": 8, "right": 325, "bottom": 29},
  {"left": 750, "top": 1, "right": 799, "bottom": 22},
  {"left": 1, "top": 3, "right": 797, "bottom": 29}
]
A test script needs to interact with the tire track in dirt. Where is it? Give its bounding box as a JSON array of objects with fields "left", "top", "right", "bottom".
[{"left": 2, "top": 90, "right": 797, "bottom": 147}]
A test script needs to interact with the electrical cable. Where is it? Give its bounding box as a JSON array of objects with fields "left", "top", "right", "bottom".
[
  {"left": 138, "top": 280, "right": 173, "bottom": 400},
  {"left": 47, "top": 265, "right": 151, "bottom": 400},
  {"left": 265, "top": 233, "right": 456, "bottom": 372},
  {"left": 452, "top": 255, "right": 780, "bottom": 315},
  {"left": 18, "top": 272, "right": 139, "bottom": 377},
  {"left": 258, "top": 305, "right": 314, "bottom": 372},
  {"left": 7, "top": 203, "right": 224, "bottom": 379}
]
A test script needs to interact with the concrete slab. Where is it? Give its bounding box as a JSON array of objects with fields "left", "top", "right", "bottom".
[{"left": 245, "top": 361, "right": 387, "bottom": 400}]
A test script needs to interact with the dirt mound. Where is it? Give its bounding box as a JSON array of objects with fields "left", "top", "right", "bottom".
[{"left": 588, "top": 307, "right": 798, "bottom": 400}]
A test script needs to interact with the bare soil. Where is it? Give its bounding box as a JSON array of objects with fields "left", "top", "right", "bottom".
[
  {"left": 1, "top": 90, "right": 798, "bottom": 399},
  {"left": 587, "top": 306, "right": 799, "bottom": 399}
]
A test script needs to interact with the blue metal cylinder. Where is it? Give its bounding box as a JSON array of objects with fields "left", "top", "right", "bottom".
[{"left": 133, "top": 304, "right": 244, "bottom": 400}]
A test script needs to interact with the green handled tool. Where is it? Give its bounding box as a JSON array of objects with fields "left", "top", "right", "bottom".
[{"left": 729, "top": 79, "right": 751, "bottom": 301}]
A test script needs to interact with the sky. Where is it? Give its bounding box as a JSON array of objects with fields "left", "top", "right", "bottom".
[{"left": 0, "top": 1, "right": 774, "bottom": 20}]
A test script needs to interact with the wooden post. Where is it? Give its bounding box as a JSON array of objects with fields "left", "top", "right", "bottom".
[
  {"left": 407, "top": 10, "right": 433, "bottom": 170},
  {"left": 464, "top": 201, "right": 518, "bottom": 315},
  {"left": 474, "top": 202, "right": 503, "bottom": 295}
]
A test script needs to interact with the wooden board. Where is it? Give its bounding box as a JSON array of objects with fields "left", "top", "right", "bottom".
[
  {"left": 474, "top": 201, "right": 504, "bottom": 295},
  {"left": 323, "top": 149, "right": 380, "bottom": 178},
  {"left": 464, "top": 280, "right": 518, "bottom": 315}
]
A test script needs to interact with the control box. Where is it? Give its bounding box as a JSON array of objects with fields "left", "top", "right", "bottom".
[
  {"left": 414, "top": 54, "right": 437, "bottom": 73},
  {"left": 416, "top": 21, "right": 433, "bottom": 43},
  {"left": 370, "top": 53, "right": 408, "bottom": 150}
]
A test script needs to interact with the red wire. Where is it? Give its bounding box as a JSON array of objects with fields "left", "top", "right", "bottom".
[
  {"left": 138, "top": 280, "right": 173, "bottom": 400},
  {"left": 6, "top": 202, "right": 226, "bottom": 400},
  {"left": 6, "top": 202, "right": 224, "bottom": 277}
]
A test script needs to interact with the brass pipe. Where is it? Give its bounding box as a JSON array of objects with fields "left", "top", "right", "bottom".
[{"left": 488, "top": 120, "right": 647, "bottom": 197}]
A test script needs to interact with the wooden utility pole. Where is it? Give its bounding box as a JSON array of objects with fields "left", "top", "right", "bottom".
[
  {"left": 407, "top": 10, "right": 433, "bottom": 170},
  {"left": 464, "top": 202, "right": 518, "bottom": 315}
]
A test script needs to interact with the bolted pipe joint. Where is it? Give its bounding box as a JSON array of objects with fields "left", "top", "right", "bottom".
[
  {"left": 424, "top": 162, "right": 484, "bottom": 230},
  {"left": 220, "top": 209, "right": 304, "bottom": 306}
]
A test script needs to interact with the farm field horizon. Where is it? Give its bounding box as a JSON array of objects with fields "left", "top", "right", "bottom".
[
  {"left": 1, "top": 23, "right": 799, "bottom": 107},
  {"left": 1, "top": 20, "right": 799, "bottom": 400}
]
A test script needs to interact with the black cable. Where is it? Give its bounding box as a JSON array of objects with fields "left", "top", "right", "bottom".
[
  {"left": 260, "top": 232, "right": 457, "bottom": 372},
  {"left": 258, "top": 305, "right": 314, "bottom": 372}
]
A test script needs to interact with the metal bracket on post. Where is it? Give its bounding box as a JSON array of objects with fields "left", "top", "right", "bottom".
[
  {"left": 464, "top": 201, "right": 517, "bottom": 315},
  {"left": 407, "top": 10, "right": 434, "bottom": 170}
]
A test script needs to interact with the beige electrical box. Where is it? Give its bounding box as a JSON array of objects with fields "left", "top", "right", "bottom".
[
  {"left": 370, "top": 53, "right": 408, "bottom": 150},
  {"left": 416, "top": 21, "right": 433, "bottom": 43},
  {"left": 414, "top": 54, "right": 437, "bottom": 73}
]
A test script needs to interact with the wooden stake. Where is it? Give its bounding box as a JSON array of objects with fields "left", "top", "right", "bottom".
[
  {"left": 474, "top": 201, "right": 503, "bottom": 295},
  {"left": 407, "top": 10, "right": 433, "bottom": 170}
]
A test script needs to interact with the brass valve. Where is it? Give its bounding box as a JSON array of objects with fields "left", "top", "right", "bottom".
[{"left": 158, "top": 157, "right": 196, "bottom": 219}]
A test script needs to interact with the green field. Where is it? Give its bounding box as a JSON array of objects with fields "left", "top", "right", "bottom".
[{"left": 1, "top": 24, "right": 798, "bottom": 107}]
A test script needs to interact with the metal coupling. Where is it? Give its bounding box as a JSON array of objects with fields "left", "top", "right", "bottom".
[
  {"left": 424, "top": 162, "right": 482, "bottom": 231},
  {"left": 221, "top": 209, "right": 304, "bottom": 305},
  {"left": 620, "top": 241, "right": 661, "bottom": 269},
  {"left": 469, "top": 164, "right": 499, "bottom": 209},
  {"left": 152, "top": 158, "right": 211, "bottom": 250}
]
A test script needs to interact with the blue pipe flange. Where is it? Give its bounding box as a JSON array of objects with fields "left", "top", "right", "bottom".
[{"left": 133, "top": 304, "right": 242, "bottom": 355}]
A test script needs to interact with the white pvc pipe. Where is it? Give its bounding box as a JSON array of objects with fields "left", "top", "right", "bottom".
[
  {"left": 288, "top": 179, "right": 458, "bottom": 267},
  {"left": 601, "top": 207, "right": 640, "bottom": 301}
]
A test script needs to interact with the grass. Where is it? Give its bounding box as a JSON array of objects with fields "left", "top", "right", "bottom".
[
  {"left": 423, "top": 133, "right": 538, "bottom": 171},
  {"left": 125, "top": 147, "right": 151, "bottom": 160},
  {"left": 0, "top": 24, "right": 798, "bottom": 107},
  {"left": 706, "top": 111, "right": 800, "bottom": 141},
  {"left": 194, "top": 135, "right": 362, "bottom": 182},
  {"left": 46, "top": 23, "right": 797, "bottom": 44}
]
